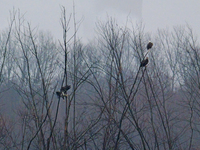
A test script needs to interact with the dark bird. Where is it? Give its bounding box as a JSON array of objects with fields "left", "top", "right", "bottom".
[
  {"left": 140, "top": 57, "right": 149, "bottom": 67},
  {"left": 56, "top": 91, "right": 63, "bottom": 99},
  {"left": 56, "top": 91, "right": 68, "bottom": 99},
  {"left": 147, "top": 41, "right": 153, "bottom": 50},
  {"left": 61, "top": 85, "right": 71, "bottom": 93},
  {"left": 56, "top": 85, "right": 71, "bottom": 99}
]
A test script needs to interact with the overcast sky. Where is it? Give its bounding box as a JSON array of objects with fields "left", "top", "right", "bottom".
[{"left": 1, "top": 0, "right": 200, "bottom": 43}]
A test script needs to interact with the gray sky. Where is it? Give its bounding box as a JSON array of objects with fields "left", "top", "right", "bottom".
[{"left": 1, "top": 0, "right": 200, "bottom": 43}]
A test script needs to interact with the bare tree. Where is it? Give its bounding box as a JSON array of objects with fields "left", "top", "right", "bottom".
[{"left": 2, "top": 7, "right": 200, "bottom": 150}]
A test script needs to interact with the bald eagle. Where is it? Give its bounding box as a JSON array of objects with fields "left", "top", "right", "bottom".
[
  {"left": 56, "top": 85, "right": 71, "bottom": 99},
  {"left": 61, "top": 85, "right": 71, "bottom": 93},
  {"left": 56, "top": 91, "right": 68, "bottom": 99},
  {"left": 147, "top": 41, "right": 153, "bottom": 50},
  {"left": 56, "top": 91, "right": 63, "bottom": 99},
  {"left": 140, "top": 57, "right": 149, "bottom": 67}
]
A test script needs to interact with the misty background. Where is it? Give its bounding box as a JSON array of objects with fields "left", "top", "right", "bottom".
[
  {"left": 0, "top": 0, "right": 200, "bottom": 149},
  {"left": 1, "top": 0, "right": 200, "bottom": 43}
]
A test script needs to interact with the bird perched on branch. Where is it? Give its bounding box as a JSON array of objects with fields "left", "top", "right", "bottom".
[
  {"left": 140, "top": 57, "right": 149, "bottom": 67},
  {"left": 56, "top": 91, "right": 67, "bottom": 99},
  {"left": 56, "top": 85, "right": 71, "bottom": 99},
  {"left": 61, "top": 85, "right": 71, "bottom": 93},
  {"left": 147, "top": 41, "right": 153, "bottom": 50}
]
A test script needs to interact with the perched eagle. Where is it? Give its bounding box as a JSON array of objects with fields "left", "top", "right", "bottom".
[
  {"left": 56, "top": 85, "right": 71, "bottom": 99},
  {"left": 56, "top": 91, "right": 63, "bottom": 99},
  {"left": 140, "top": 57, "right": 149, "bottom": 67},
  {"left": 147, "top": 41, "right": 153, "bottom": 50},
  {"left": 56, "top": 91, "right": 68, "bottom": 99},
  {"left": 61, "top": 85, "right": 71, "bottom": 93}
]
